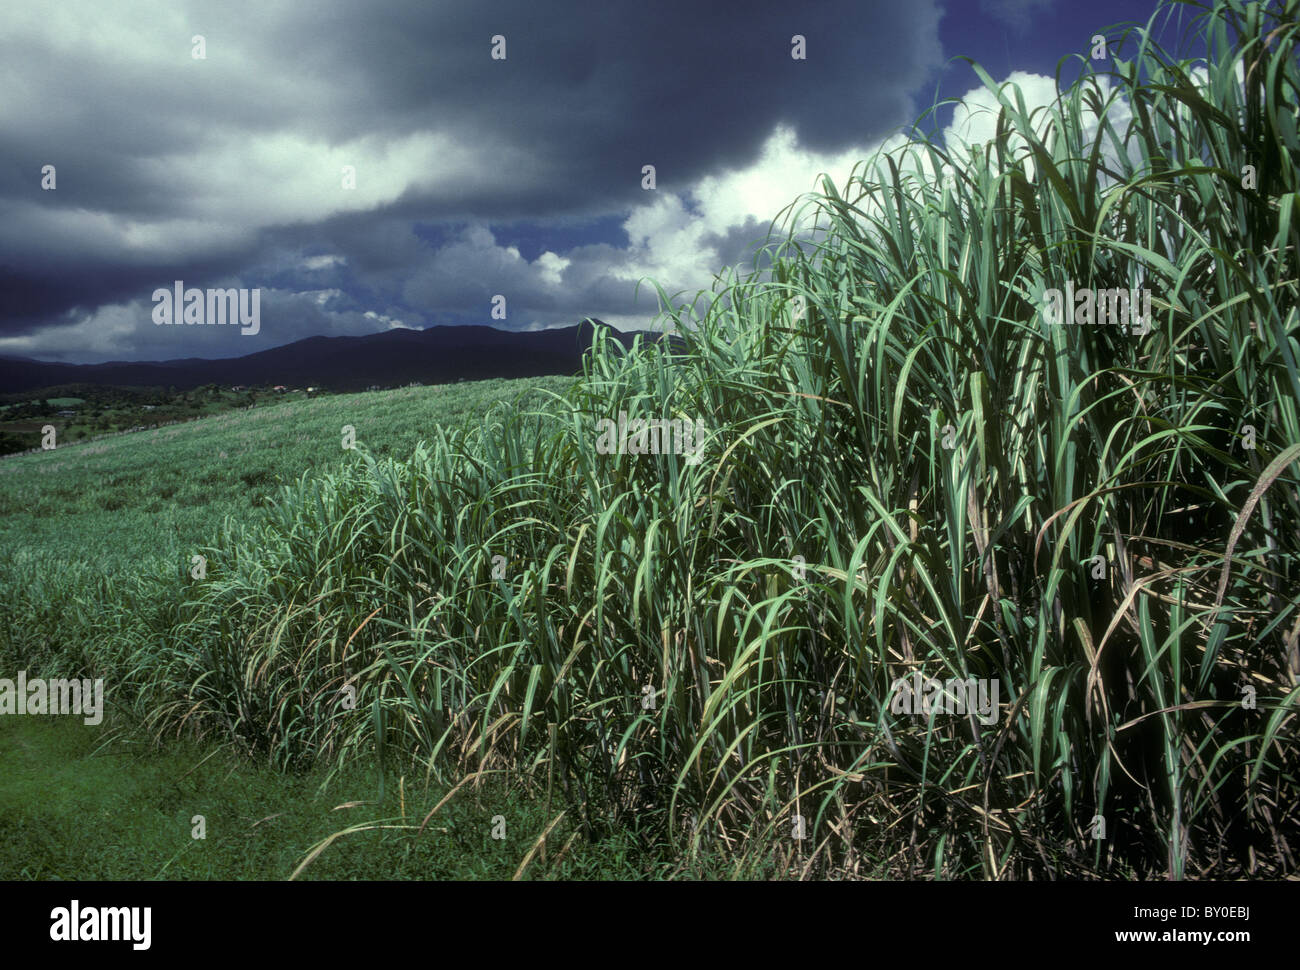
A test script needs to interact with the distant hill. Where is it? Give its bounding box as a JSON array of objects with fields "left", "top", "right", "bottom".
[{"left": 0, "top": 319, "right": 649, "bottom": 394}]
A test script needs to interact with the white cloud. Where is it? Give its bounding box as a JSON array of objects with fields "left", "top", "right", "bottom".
[
  {"left": 599, "top": 74, "right": 1068, "bottom": 318},
  {"left": 0, "top": 302, "right": 140, "bottom": 360},
  {"left": 535, "top": 251, "right": 570, "bottom": 287},
  {"left": 943, "top": 70, "right": 1059, "bottom": 157},
  {"left": 375, "top": 71, "right": 1079, "bottom": 333},
  {"left": 309, "top": 288, "right": 343, "bottom": 306},
  {"left": 363, "top": 309, "right": 409, "bottom": 329},
  {"left": 303, "top": 255, "right": 347, "bottom": 271}
]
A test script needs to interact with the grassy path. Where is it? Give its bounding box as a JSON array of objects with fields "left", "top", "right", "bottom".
[{"left": 0, "top": 712, "right": 679, "bottom": 880}]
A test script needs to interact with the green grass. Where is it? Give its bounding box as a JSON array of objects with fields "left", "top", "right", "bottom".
[
  {"left": 0, "top": 711, "right": 774, "bottom": 880},
  {"left": 0, "top": 377, "right": 569, "bottom": 575}
]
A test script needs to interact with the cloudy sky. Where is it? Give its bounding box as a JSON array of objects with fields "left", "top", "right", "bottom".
[{"left": 0, "top": 0, "right": 1176, "bottom": 364}]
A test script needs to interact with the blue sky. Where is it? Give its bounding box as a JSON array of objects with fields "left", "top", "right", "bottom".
[{"left": 0, "top": 0, "right": 1192, "bottom": 363}]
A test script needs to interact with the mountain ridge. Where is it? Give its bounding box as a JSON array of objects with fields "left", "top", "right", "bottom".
[{"left": 0, "top": 319, "right": 649, "bottom": 393}]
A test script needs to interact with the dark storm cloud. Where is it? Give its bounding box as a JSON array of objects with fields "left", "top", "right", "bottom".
[
  {"left": 305, "top": 0, "right": 943, "bottom": 207},
  {"left": 0, "top": 0, "right": 944, "bottom": 360}
]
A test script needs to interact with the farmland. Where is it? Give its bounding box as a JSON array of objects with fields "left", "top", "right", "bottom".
[
  {"left": 2, "top": 0, "right": 1298, "bottom": 881},
  {"left": 0, "top": 376, "right": 759, "bottom": 878}
]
